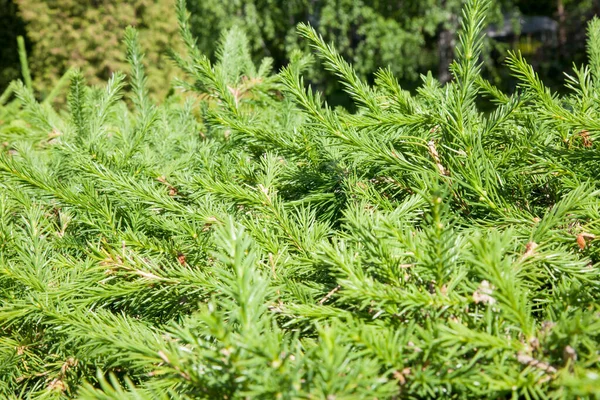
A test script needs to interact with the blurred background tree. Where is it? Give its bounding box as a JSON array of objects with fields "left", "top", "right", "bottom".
[
  {"left": 1, "top": 0, "right": 599, "bottom": 104},
  {"left": 10, "top": 0, "right": 181, "bottom": 100},
  {"left": 185, "top": 0, "right": 599, "bottom": 96},
  {"left": 185, "top": 0, "right": 515, "bottom": 105},
  {"left": 510, "top": 0, "right": 600, "bottom": 87},
  {"left": 0, "top": 0, "right": 27, "bottom": 91},
  {"left": 185, "top": 0, "right": 472, "bottom": 87}
]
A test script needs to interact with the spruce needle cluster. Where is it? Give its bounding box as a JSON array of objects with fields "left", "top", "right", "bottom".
[{"left": 0, "top": 0, "right": 599, "bottom": 398}]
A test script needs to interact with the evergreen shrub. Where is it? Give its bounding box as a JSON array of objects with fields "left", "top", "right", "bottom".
[{"left": 0, "top": 0, "right": 599, "bottom": 398}]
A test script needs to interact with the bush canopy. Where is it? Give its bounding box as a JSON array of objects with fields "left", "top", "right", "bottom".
[{"left": 0, "top": 0, "right": 599, "bottom": 398}]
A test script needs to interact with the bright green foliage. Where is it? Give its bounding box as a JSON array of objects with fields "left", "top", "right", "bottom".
[
  {"left": 14, "top": 0, "right": 181, "bottom": 100},
  {"left": 1, "top": 0, "right": 600, "bottom": 398},
  {"left": 0, "top": 39, "right": 71, "bottom": 144}
]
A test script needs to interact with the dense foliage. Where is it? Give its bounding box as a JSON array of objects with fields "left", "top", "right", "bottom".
[
  {"left": 12, "top": 0, "right": 180, "bottom": 100},
  {"left": 1, "top": 0, "right": 599, "bottom": 398}
]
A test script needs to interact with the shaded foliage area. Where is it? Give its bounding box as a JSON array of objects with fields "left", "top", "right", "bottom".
[
  {"left": 0, "top": 0, "right": 599, "bottom": 398},
  {"left": 502, "top": 0, "right": 600, "bottom": 90},
  {"left": 0, "top": 0, "right": 27, "bottom": 91}
]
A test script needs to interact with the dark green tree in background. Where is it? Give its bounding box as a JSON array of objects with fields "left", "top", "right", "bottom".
[
  {"left": 0, "top": 0, "right": 27, "bottom": 91},
  {"left": 185, "top": 0, "right": 460, "bottom": 89},
  {"left": 185, "top": 0, "right": 513, "bottom": 92},
  {"left": 488, "top": 0, "right": 600, "bottom": 89},
  {"left": 185, "top": 0, "right": 600, "bottom": 96}
]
